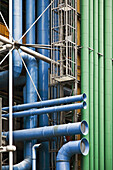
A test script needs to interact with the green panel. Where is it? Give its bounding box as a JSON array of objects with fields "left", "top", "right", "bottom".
[
  {"left": 81, "top": 0, "right": 89, "bottom": 170},
  {"left": 93, "top": 0, "right": 99, "bottom": 169},
  {"left": 89, "top": 0, "right": 94, "bottom": 169},
  {"left": 98, "top": 0, "right": 104, "bottom": 169},
  {"left": 104, "top": 0, "right": 112, "bottom": 170}
]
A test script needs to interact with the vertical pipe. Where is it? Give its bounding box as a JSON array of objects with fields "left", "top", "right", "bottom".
[
  {"left": 9, "top": 0, "right": 13, "bottom": 169},
  {"left": 24, "top": 0, "right": 37, "bottom": 158},
  {"left": 13, "top": 0, "right": 23, "bottom": 78},
  {"left": 89, "top": 0, "right": 94, "bottom": 169},
  {"left": 81, "top": 0, "right": 89, "bottom": 169},
  {"left": 98, "top": 0, "right": 104, "bottom": 169},
  {"left": 112, "top": 1, "right": 113, "bottom": 167},
  {"left": 37, "top": 1, "right": 50, "bottom": 169},
  {"left": 93, "top": 0, "right": 98, "bottom": 169},
  {"left": 32, "top": 144, "right": 41, "bottom": 170},
  {"left": 104, "top": 0, "right": 112, "bottom": 169}
]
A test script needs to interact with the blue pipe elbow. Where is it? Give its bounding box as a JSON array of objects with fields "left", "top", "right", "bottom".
[
  {"left": 2, "top": 157, "right": 31, "bottom": 170},
  {"left": 56, "top": 138, "right": 89, "bottom": 170}
]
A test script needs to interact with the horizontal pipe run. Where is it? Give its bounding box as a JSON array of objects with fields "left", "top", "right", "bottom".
[
  {"left": 5, "top": 121, "right": 88, "bottom": 142},
  {"left": 2, "top": 102, "right": 87, "bottom": 118},
  {"left": 56, "top": 138, "right": 89, "bottom": 170},
  {"left": 3, "top": 94, "right": 87, "bottom": 112}
]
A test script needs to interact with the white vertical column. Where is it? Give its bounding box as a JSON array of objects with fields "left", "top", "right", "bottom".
[{"left": 9, "top": 0, "right": 13, "bottom": 169}]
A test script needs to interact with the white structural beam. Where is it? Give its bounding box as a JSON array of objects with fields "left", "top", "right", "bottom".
[{"left": 9, "top": 0, "right": 13, "bottom": 169}]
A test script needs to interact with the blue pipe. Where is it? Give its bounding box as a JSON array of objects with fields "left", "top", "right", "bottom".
[
  {"left": 23, "top": 0, "right": 37, "bottom": 159},
  {"left": 37, "top": 0, "right": 50, "bottom": 169},
  {"left": 0, "top": 72, "right": 25, "bottom": 90},
  {"left": 2, "top": 94, "right": 87, "bottom": 112},
  {"left": 0, "top": 0, "right": 23, "bottom": 89},
  {"left": 56, "top": 138, "right": 89, "bottom": 170},
  {"left": 2, "top": 102, "right": 87, "bottom": 118},
  {"left": 5, "top": 121, "right": 88, "bottom": 142},
  {"left": 13, "top": 0, "right": 23, "bottom": 78},
  {"left": 2, "top": 157, "right": 31, "bottom": 170}
]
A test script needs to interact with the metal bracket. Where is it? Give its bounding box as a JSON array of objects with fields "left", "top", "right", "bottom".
[{"left": 0, "top": 145, "right": 16, "bottom": 153}]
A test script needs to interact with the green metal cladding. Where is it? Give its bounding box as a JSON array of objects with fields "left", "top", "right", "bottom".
[{"left": 81, "top": 0, "right": 112, "bottom": 170}]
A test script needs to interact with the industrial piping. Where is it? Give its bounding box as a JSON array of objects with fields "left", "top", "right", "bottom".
[
  {"left": 32, "top": 144, "right": 41, "bottom": 170},
  {"left": 2, "top": 102, "right": 87, "bottom": 118},
  {"left": 4, "top": 121, "right": 88, "bottom": 142},
  {"left": 98, "top": 0, "right": 104, "bottom": 169},
  {"left": 104, "top": 0, "right": 112, "bottom": 169},
  {"left": 81, "top": 0, "right": 89, "bottom": 170},
  {"left": 56, "top": 138, "right": 89, "bottom": 170},
  {"left": 22, "top": 0, "right": 38, "bottom": 162},
  {"left": 2, "top": 157, "right": 31, "bottom": 170},
  {"left": 2, "top": 93, "right": 87, "bottom": 112},
  {"left": 0, "top": 0, "right": 23, "bottom": 90},
  {"left": 89, "top": 0, "right": 94, "bottom": 169},
  {"left": 37, "top": 0, "right": 50, "bottom": 169},
  {"left": 2, "top": 121, "right": 88, "bottom": 169}
]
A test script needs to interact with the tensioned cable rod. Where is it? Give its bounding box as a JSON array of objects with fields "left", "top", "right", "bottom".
[
  {"left": 18, "top": 0, "right": 55, "bottom": 42},
  {"left": 0, "top": 12, "right": 14, "bottom": 41},
  {"left": 17, "top": 50, "right": 42, "bottom": 101}
]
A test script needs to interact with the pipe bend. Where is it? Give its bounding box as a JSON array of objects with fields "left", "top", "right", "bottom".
[
  {"left": 56, "top": 139, "right": 89, "bottom": 162},
  {"left": 13, "top": 49, "right": 23, "bottom": 78},
  {"left": 2, "top": 157, "right": 31, "bottom": 170},
  {"left": 21, "top": 52, "right": 37, "bottom": 63}
]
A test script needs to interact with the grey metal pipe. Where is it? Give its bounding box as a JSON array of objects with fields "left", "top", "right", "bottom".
[
  {"left": 20, "top": 46, "right": 59, "bottom": 65},
  {"left": 0, "top": 35, "right": 13, "bottom": 45}
]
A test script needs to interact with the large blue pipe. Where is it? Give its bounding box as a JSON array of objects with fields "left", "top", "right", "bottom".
[
  {"left": 0, "top": 72, "right": 25, "bottom": 89},
  {"left": 12, "top": 0, "right": 23, "bottom": 78},
  {"left": 56, "top": 138, "right": 89, "bottom": 170},
  {"left": 23, "top": 0, "right": 37, "bottom": 158},
  {"left": 0, "top": 0, "right": 23, "bottom": 89},
  {"left": 2, "top": 102, "right": 87, "bottom": 118},
  {"left": 4, "top": 121, "right": 88, "bottom": 142},
  {"left": 3, "top": 0, "right": 37, "bottom": 168},
  {"left": 37, "top": 0, "right": 51, "bottom": 169},
  {"left": 2, "top": 93, "right": 87, "bottom": 112}
]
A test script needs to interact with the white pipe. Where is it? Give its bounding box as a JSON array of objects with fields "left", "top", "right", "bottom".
[
  {"left": 20, "top": 46, "right": 59, "bottom": 65},
  {"left": 32, "top": 144, "right": 41, "bottom": 170},
  {"left": 9, "top": 0, "right": 13, "bottom": 169},
  {"left": 0, "top": 35, "right": 13, "bottom": 44}
]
